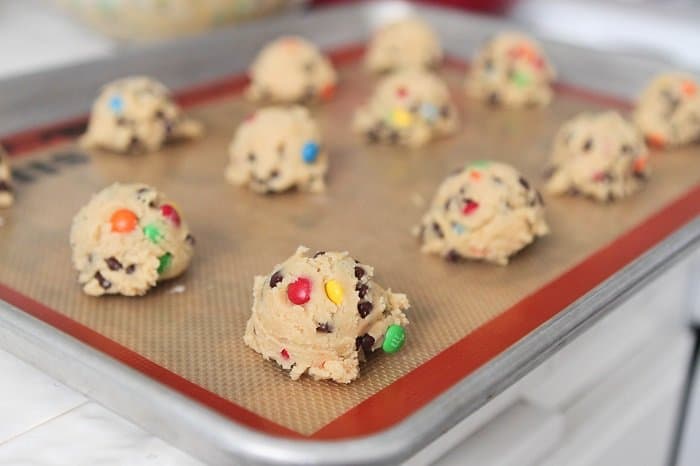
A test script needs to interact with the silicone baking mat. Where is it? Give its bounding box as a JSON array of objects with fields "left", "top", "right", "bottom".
[{"left": 1, "top": 46, "right": 699, "bottom": 439}]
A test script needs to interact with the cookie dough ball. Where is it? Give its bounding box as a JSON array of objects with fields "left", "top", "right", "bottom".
[
  {"left": 545, "top": 112, "right": 650, "bottom": 202},
  {"left": 226, "top": 107, "right": 328, "bottom": 194},
  {"left": 365, "top": 17, "right": 443, "bottom": 73},
  {"left": 633, "top": 73, "right": 700, "bottom": 148},
  {"left": 353, "top": 69, "right": 458, "bottom": 147},
  {"left": 0, "top": 147, "right": 13, "bottom": 208},
  {"left": 466, "top": 32, "right": 556, "bottom": 108},
  {"left": 70, "top": 183, "right": 195, "bottom": 296},
  {"left": 246, "top": 36, "right": 338, "bottom": 104},
  {"left": 244, "top": 246, "right": 410, "bottom": 383},
  {"left": 417, "top": 161, "right": 548, "bottom": 265},
  {"left": 81, "top": 76, "right": 203, "bottom": 154}
]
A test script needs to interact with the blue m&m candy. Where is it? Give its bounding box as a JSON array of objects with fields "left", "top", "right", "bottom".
[
  {"left": 108, "top": 95, "right": 124, "bottom": 114},
  {"left": 419, "top": 103, "right": 439, "bottom": 122},
  {"left": 301, "top": 141, "right": 319, "bottom": 164}
]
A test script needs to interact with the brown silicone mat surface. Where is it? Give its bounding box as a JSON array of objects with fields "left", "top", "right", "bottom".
[{"left": 1, "top": 59, "right": 699, "bottom": 436}]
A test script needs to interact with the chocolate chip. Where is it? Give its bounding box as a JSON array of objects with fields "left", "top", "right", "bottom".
[
  {"left": 155, "top": 110, "right": 165, "bottom": 120},
  {"left": 389, "top": 131, "right": 400, "bottom": 144},
  {"left": 357, "top": 301, "right": 373, "bottom": 318},
  {"left": 446, "top": 250, "right": 462, "bottom": 262},
  {"left": 137, "top": 187, "right": 149, "bottom": 195},
  {"left": 567, "top": 187, "right": 580, "bottom": 196},
  {"left": 185, "top": 234, "right": 196, "bottom": 246},
  {"left": 355, "top": 334, "right": 375, "bottom": 354},
  {"left": 582, "top": 139, "right": 593, "bottom": 152},
  {"left": 355, "top": 283, "right": 369, "bottom": 299},
  {"left": 409, "top": 103, "right": 420, "bottom": 114},
  {"left": 248, "top": 153, "right": 256, "bottom": 163},
  {"left": 116, "top": 117, "right": 128, "bottom": 126},
  {"left": 487, "top": 92, "right": 500, "bottom": 106},
  {"left": 518, "top": 177, "right": 530, "bottom": 190},
  {"left": 366, "top": 129, "right": 380, "bottom": 143},
  {"left": 313, "top": 251, "right": 326, "bottom": 258},
  {"left": 148, "top": 201, "right": 158, "bottom": 209},
  {"left": 105, "top": 257, "right": 122, "bottom": 271},
  {"left": 492, "top": 176, "right": 503, "bottom": 184},
  {"left": 303, "top": 61, "right": 315, "bottom": 73},
  {"left": 354, "top": 266, "right": 365, "bottom": 280},
  {"left": 316, "top": 322, "right": 333, "bottom": 333},
  {"left": 270, "top": 170, "right": 280, "bottom": 179},
  {"left": 536, "top": 190, "right": 545, "bottom": 205},
  {"left": 95, "top": 271, "right": 111, "bottom": 289},
  {"left": 621, "top": 144, "right": 633, "bottom": 154},
  {"left": 543, "top": 166, "right": 557, "bottom": 180},
  {"left": 269, "top": 270, "right": 283, "bottom": 288},
  {"left": 128, "top": 136, "right": 141, "bottom": 152},
  {"left": 633, "top": 170, "right": 648, "bottom": 180},
  {"left": 277, "top": 143, "right": 285, "bottom": 156},
  {"left": 432, "top": 222, "right": 444, "bottom": 238},
  {"left": 443, "top": 199, "right": 450, "bottom": 211},
  {"left": 440, "top": 106, "right": 450, "bottom": 118},
  {"left": 125, "top": 265, "right": 136, "bottom": 274},
  {"left": 0, "top": 181, "right": 11, "bottom": 192},
  {"left": 607, "top": 192, "right": 616, "bottom": 203}
]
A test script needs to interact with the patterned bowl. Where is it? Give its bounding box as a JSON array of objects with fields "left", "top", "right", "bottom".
[{"left": 52, "top": 0, "right": 307, "bottom": 40}]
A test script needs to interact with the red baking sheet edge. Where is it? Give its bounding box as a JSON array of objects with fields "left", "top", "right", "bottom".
[{"left": 1, "top": 44, "right": 696, "bottom": 440}]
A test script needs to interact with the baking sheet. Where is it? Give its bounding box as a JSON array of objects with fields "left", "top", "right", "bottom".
[{"left": 1, "top": 52, "right": 700, "bottom": 439}]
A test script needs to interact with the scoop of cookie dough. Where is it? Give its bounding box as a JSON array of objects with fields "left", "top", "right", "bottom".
[
  {"left": 244, "top": 246, "right": 410, "bottom": 383},
  {"left": 365, "top": 17, "right": 443, "bottom": 73},
  {"left": 0, "top": 147, "right": 13, "bottom": 208},
  {"left": 417, "top": 161, "right": 548, "bottom": 265},
  {"left": 226, "top": 106, "right": 328, "bottom": 194},
  {"left": 70, "top": 183, "right": 194, "bottom": 296},
  {"left": 466, "top": 32, "right": 555, "bottom": 108},
  {"left": 353, "top": 69, "right": 458, "bottom": 147},
  {"left": 81, "top": 76, "right": 203, "bottom": 154},
  {"left": 246, "top": 36, "right": 338, "bottom": 104},
  {"left": 545, "top": 112, "right": 650, "bottom": 202},
  {"left": 633, "top": 73, "right": 700, "bottom": 148}
]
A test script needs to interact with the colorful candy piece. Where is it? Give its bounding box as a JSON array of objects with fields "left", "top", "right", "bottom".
[
  {"left": 391, "top": 108, "right": 414, "bottom": 128},
  {"left": 382, "top": 324, "right": 406, "bottom": 353},
  {"left": 324, "top": 279, "right": 344, "bottom": 305},
  {"left": 419, "top": 103, "right": 439, "bottom": 122},
  {"left": 469, "top": 160, "right": 491, "bottom": 169},
  {"left": 396, "top": 86, "right": 409, "bottom": 98},
  {"left": 633, "top": 156, "right": 649, "bottom": 173},
  {"left": 110, "top": 209, "right": 138, "bottom": 233},
  {"left": 157, "top": 252, "right": 172, "bottom": 274},
  {"left": 681, "top": 80, "right": 697, "bottom": 97},
  {"left": 143, "top": 224, "right": 163, "bottom": 244},
  {"left": 281, "top": 348, "right": 290, "bottom": 359},
  {"left": 512, "top": 70, "right": 531, "bottom": 87},
  {"left": 320, "top": 83, "right": 336, "bottom": 101},
  {"left": 452, "top": 223, "right": 465, "bottom": 235},
  {"left": 108, "top": 95, "right": 124, "bottom": 114},
  {"left": 301, "top": 141, "right": 320, "bottom": 164},
  {"left": 287, "top": 277, "right": 312, "bottom": 305},
  {"left": 160, "top": 204, "right": 181, "bottom": 227},
  {"left": 462, "top": 199, "right": 479, "bottom": 215},
  {"left": 469, "top": 170, "right": 482, "bottom": 181}
]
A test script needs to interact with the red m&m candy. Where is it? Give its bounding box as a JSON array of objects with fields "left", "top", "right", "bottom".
[
  {"left": 287, "top": 277, "right": 311, "bottom": 305},
  {"left": 462, "top": 199, "right": 479, "bottom": 215},
  {"left": 161, "top": 204, "right": 181, "bottom": 227}
]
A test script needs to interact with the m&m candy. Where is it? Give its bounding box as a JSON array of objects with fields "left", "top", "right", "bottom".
[
  {"left": 157, "top": 252, "right": 172, "bottom": 274},
  {"left": 302, "top": 142, "right": 320, "bottom": 164},
  {"left": 462, "top": 199, "right": 479, "bottom": 215},
  {"left": 383, "top": 325, "right": 405, "bottom": 353},
  {"left": 110, "top": 209, "right": 138, "bottom": 233},
  {"left": 324, "top": 280, "right": 343, "bottom": 305},
  {"left": 287, "top": 277, "right": 311, "bottom": 305},
  {"left": 161, "top": 204, "right": 181, "bottom": 227},
  {"left": 143, "top": 224, "right": 163, "bottom": 244}
]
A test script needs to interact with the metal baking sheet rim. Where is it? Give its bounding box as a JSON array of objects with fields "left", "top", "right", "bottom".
[{"left": 1, "top": 2, "right": 698, "bottom": 465}]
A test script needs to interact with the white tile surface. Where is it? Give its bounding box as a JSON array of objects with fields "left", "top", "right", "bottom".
[
  {"left": 0, "top": 402, "right": 203, "bottom": 466},
  {"left": 0, "top": 348, "right": 85, "bottom": 444}
]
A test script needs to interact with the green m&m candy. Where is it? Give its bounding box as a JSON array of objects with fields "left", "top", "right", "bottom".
[
  {"left": 157, "top": 252, "right": 172, "bottom": 274},
  {"left": 382, "top": 324, "right": 406, "bottom": 354},
  {"left": 143, "top": 224, "right": 163, "bottom": 244}
]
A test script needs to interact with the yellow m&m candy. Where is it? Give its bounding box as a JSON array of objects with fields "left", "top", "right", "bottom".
[{"left": 324, "top": 279, "right": 344, "bottom": 305}]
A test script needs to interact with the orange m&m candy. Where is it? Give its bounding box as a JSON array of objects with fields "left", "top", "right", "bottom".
[{"left": 110, "top": 209, "right": 138, "bottom": 233}]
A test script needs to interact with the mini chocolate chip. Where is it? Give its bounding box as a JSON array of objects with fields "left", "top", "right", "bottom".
[
  {"left": 248, "top": 153, "right": 256, "bottom": 163},
  {"left": 607, "top": 192, "right": 616, "bottom": 203},
  {"left": 633, "top": 170, "right": 648, "bottom": 180},
  {"left": 95, "top": 271, "right": 111, "bottom": 290},
  {"left": 105, "top": 257, "right": 122, "bottom": 271},
  {"left": 269, "top": 270, "right": 283, "bottom": 288},
  {"left": 355, "top": 334, "right": 375, "bottom": 354},
  {"left": 354, "top": 266, "right": 365, "bottom": 280},
  {"left": 302, "top": 85, "right": 316, "bottom": 102},
  {"left": 355, "top": 283, "right": 369, "bottom": 299},
  {"left": 185, "top": 234, "right": 196, "bottom": 246},
  {"left": 440, "top": 106, "right": 450, "bottom": 118},
  {"left": 313, "top": 251, "right": 326, "bottom": 258},
  {"left": 443, "top": 199, "right": 450, "bottom": 211},
  {"left": 303, "top": 61, "right": 315, "bottom": 73},
  {"left": 116, "top": 117, "right": 128, "bottom": 126},
  {"left": 582, "top": 139, "right": 593, "bottom": 152},
  {"left": 389, "top": 131, "right": 400, "bottom": 144},
  {"left": 126, "top": 265, "right": 136, "bottom": 274},
  {"left": 409, "top": 103, "right": 420, "bottom": 114},
  {"left": 155, "top": 110, "right": 165, "bottom": 119},
  {"left": 316, "top": 322, "right": 333, "bottom": 333},
  {"left": 446, "top": 250, "right": 462, "bottom": 262},
  {"left": 270, "top": 170, "right": 279, "bottom": 179},
  {"left": 366, "top": 129, "right": 380, "bottom": 143},
  {"left": 621, "top": 144, "right": 633, "bottom": 154},
  {"left": 148, "top": 201, "right": 158, "bottom": 209},
  {"left": 137, "top": 187, "right": 149, "bottom": 195},
  {"left": 492, "top": 176, "right": 503, "bottom": 184},
  {"left": 277, "top": 143, "right": 285, "bottom": 155},
  {"left": 487, "top": 92, "right": 500, "bottom": 106},
  {"left": 0, "top": 181, "right": 11, "bottom": 192},
  {"left": 518, "top": 177, "right": 530, "bottom": 190},
  {"left": 432, "top": 222, "right": 444, "bottom": 238},
  {"left": 567, "top": 187, "right": 580, "bottom": 196},
  {"left": 357, "top": 301, "right": 373, "bottom": 318},
  {"left": 536, "top": 190, "right": 545, "bottom": 205},
  {"left": 128, "top": 136, "right": 141, "bottom": 152},
  {"left": 543, "top": 166, "right": 557, "bottom": 180}
]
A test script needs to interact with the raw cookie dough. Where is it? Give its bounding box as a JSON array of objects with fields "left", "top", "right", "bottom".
[
  {"left": 633, "top": 73, "right": 700, "bottom": 148},
  {"left": 226, "top": 106, "right": 328, "bottom": 193},
  {"left": 365, "top": 17, "right": 443, "bottom": 73},
  {"left": 246, "top": 36, "right": 338, "bottom": 104},
  {"left": 0, "top": 147, "right": 13, "bottom": 208},
  {"left": 466, "top": 32, "right": 556, "bottom": 108},
  {"left": 81, "top": 76, "right": 203, "bottom": 154},
  {"left": 416, "top": 161, "right": 548, "bottom": 265},
  {"left": 244, "top": 246, "right": 410, "bottom": 383},
  {"left": 545, "top": 112, "right": 650, "bottom": 202},
  {"left": 353, "top": 69, "right": 458, "bottom": 147},
  {"left": 70, "top": 183, "right": 194, "bottom": 296}
]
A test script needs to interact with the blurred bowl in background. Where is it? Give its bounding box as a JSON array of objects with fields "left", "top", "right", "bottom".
[{"left": 52, "top": 0, "right": 308, "bottom": 41}]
